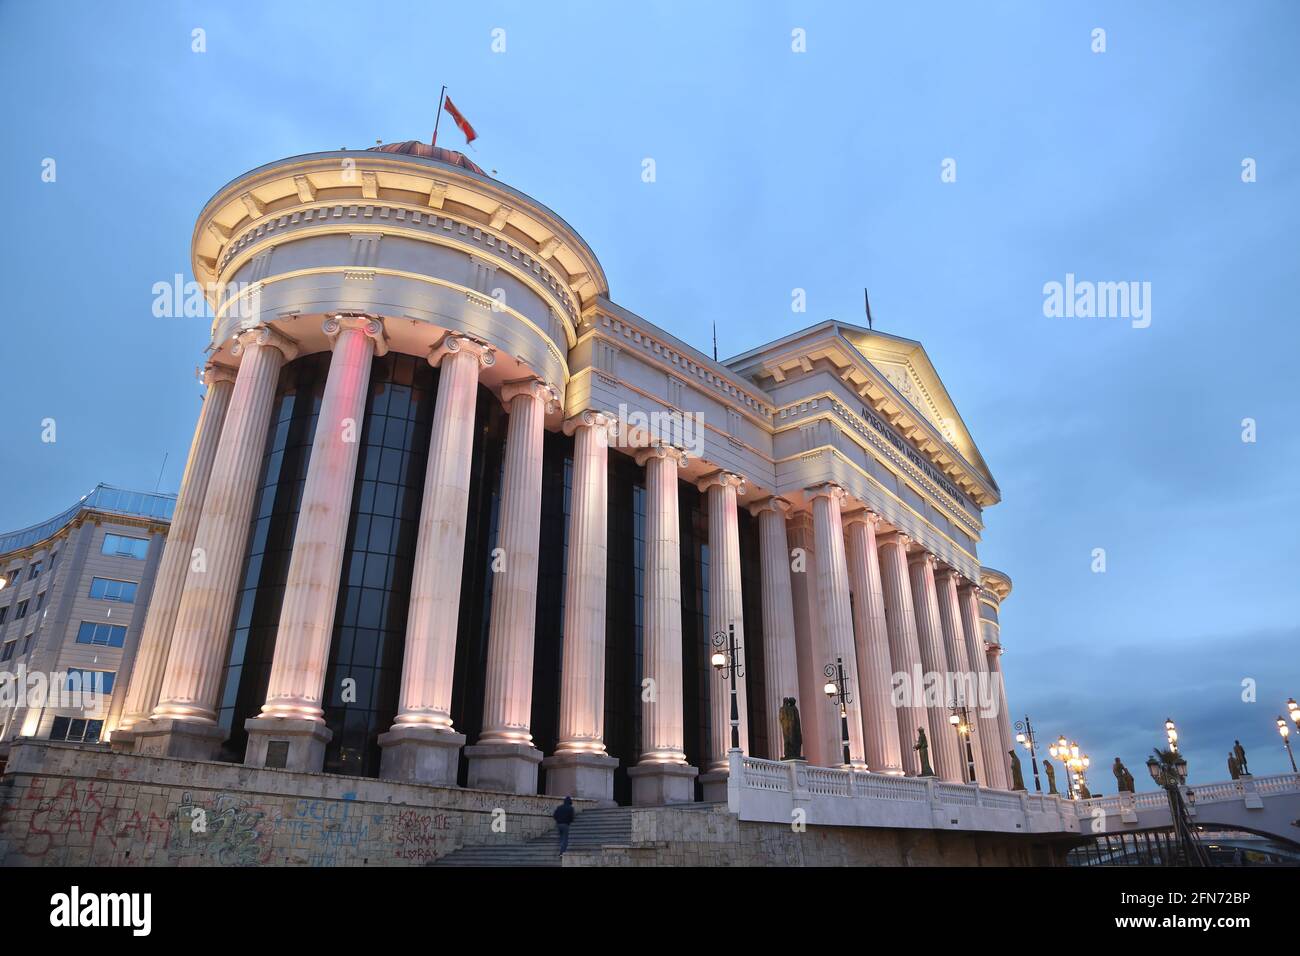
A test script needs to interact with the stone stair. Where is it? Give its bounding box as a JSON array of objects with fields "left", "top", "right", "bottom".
[{"left": 431, "top": 806, "right": 635, "bottom": 867}]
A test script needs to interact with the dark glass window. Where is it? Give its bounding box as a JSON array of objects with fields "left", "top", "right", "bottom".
[
  {"left": 737, "top": 508, "right": 768, "bottom": 760},
  {"left": 531, "top": 430, "right": 573, "bottom": 789},
  {"left": 50, "top": 717, "right": 103, "bottom": 743},
  {"left": 89, "top": 577, "right": 137, "bottom": 603},
  {"left": 321, "top": 353, "right": 436, "bottom": 777},
  {"left": 216, "top": 352, "right": 329, "bottom": 760},
  {"left": 65, "top": 669, "right": 116, "bottom": 694},
  {"left": 677, "top": 480, "right": 711, "bottom": 792},
  {"left": 76, "top": 621, "right": 126, "bottom": 647},
  {"left": 0, "top": 641, "right": 13, "bottom": 662},
  {"left": 603, "top": 452, "right": 645, "bottom": 805},
  {"left": 101, "top": 533, "right": 149, "bottom": 559}
]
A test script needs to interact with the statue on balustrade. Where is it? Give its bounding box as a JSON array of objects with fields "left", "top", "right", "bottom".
[
  {"left": 1113, "top": 757, "right": 1135, "bottom": 793},
  {"left": 1227, "top": 752, "right": 1241, "bottom": 780},
  {"left": 1233, "top": 739, "right": 1249, "bottom": 776},
  {"left": 1043, "top": 758, "right": 1058, "bottom": 795},
  {"left": 1009, "top": 749, "right": 1026, "bottom": 791},
  {"left": 778, "top": 697, "right": 804, "bottom": 761},
  {"left": 1077, "top": 781, "right": 1092, "bottom": 799},
  {"left": 914, "top": 728, "right": 934, "bottom": 777}
]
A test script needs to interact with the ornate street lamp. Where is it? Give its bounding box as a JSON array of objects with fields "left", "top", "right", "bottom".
[
  {"left": 1278, "top": 716, "right": 1297, "bottom": 773},
  {"left": 949, "top": 702, "right": 978, "bottom": 785},
  {"left": 823, "top": 657, "right": 853, "bottom": 767},
  {"left": 1147, "top": 748, "right": 1209, "bottom": 866},
  {"left": 1014, "top": 716, "right": 1042, "bottom": 792},
  {"left": 1165, "top": 717, "right": 1179, "bottom": 753},
  {"left": 711, "top": 624, "right": 743, "bottom": 752},
  {"left": 1048, "top": 735, "right": 1074, "bottom": 799},
  {"left": 1287, "top": 698, "right": 1299, "bottom": 732}
]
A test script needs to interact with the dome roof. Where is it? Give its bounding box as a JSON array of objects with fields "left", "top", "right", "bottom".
[{"left": 368, "top": 141, "right": 486, "bottom": 175}]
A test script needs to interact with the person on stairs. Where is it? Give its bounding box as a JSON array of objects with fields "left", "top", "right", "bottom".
[{"left": 553, "top": 796, "right": 576, "bottom": 854}]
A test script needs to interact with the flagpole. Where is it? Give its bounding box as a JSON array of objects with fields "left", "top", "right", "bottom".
[{"left": 432, "top": 84, "right": 447, "bottom": 147}]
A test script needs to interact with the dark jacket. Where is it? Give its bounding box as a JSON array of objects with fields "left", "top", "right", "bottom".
[{"left": 553, "top": 799, "right": 575, "bottom": 825}]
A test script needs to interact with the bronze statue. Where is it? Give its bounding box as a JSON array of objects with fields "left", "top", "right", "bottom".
[
  {"left": 1227, "top": 752, "right": 1240, "bottom": 780},
  {"left": 1113, "top": 757, "right": 1135, "bottom": 793},
  {"left": 1233, "top": 739, "right": 1249, "bottom": 776},
  {"left": 1043, "top": 758, "right": 1058, "bottom": 795},
  {"left": 778, "top": 697, "right": 803, "bottom": 761},
  {"left": 1009, "top": 749, "right": 1026, "bottom": 791},
  {"left": 915, "top": 728, "right": 935, "bottom": 776}
]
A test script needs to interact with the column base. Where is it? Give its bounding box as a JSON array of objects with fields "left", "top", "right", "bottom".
[
  {"left": 243, "top": 717, "right": 332, "bottom": 772},
  {"left": 127, "top": 717, "right": 226, "bottom": 760},
  {"left": 698, "top": 769, "right": 732, "bottom": 803},
  {"left": 107, "top": 727, "right": 137, "bottom": 753},
  {"left": 542, "top": 751, "right": 619, "bottom": 805},
  {"left": 628, "top": 761, "right": 698, "bottom": 806},
  {"left": 464, "top": 741, "right": 543, "bottom": 794},
  {"left": 377, "top": 725, "right": 466, "bottom": 786}
]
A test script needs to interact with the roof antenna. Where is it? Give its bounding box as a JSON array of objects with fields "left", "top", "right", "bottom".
[
  {"left": 154, "top": 452, "right": 169, "bottom": 493},
  {"left": 864, "top": 288, "right": 875, "bottom": 331},
  {"left": 712, "top": 321, "right": 718, "bottom": 362}
]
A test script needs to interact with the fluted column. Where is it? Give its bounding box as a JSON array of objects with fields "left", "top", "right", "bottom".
[
  {"left": 244, "top": 317, "right": 385, "bottom": 771},
  {"left": 876, "top": 533, "right": 929, "bottom": 775},
  {"left": 935, "top": 566, "right": 981, "bottom": 785},
  {"left": 750, "top": 497, "right": 799, "bottom": 761},
  {"left": 809, "top": 484, "right": 867, "bottom": 769},
  {"left": 908, "top": 551, "right": 963, "bottom": 783},
  {"left": 543, "top": 411, "right": 618, "bottom": 801},
  {"left": 788, "top": 513, "right": 837, "bottom": 765},
  {"left": 379, "top": 334, "right": 494, "bottom": 784},
  {"left": 466, "top": 377, "right": 557, "bottom": 794},
  {"left": 844, "top": 511, "right": 903, "bottom": 775},
  {"left": 628, "top": 446, "right": 697, "bottom": 805},
  {"left": 987, "top": 641, "right": 1017, "bottom": 780},
  {"left": 140, "top": 324, "right": 297, "bottom": 759},
  {"left": 111, "top": 362, "right": 235, "bottom": 744},
  {"left": 699, "top": 470, "right": 748, "bottom": 787},
  {"left": 960, "top": 583, "right": 1008, "bottom": 788}
]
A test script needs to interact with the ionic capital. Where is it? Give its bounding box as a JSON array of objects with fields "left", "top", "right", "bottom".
[
  {"left": 431, "top": 332, "right": 496, "bottom": 369},
  {"left": 934, "top": 565, "right": 963, "bottom": 584},
  {"left": 324, "top": 314, "right": 388, "bottom": 356},
  {"left": 634, "top": 444, "right": 687, "bottom": 468},
  {"left": 501, "top": 376, "right": 560, "bottom": 414},
  {"left": 697, "top": 470, "right": 746, "bottom": 495},
  {"left": 842, "top": 508, "right": 882, "bottom": 531},
  {"left": 748, "top": 496, "right": 793, "bottom": 519},
  {"left": 562, "top": 409, "right": 611, "bottom": 437},
  {"left": 203, "top": 362, "right": 238, "bottom": 388},
  {"left": 907, "top": 549, "right": 937, "bottom": 570},
  {"left": 232, "top": 323, "right": 299, "bottom": 363},
  {"left": 877, "top": 532, "right": 912, "bottom": 552},
  {"left": 806, "top": 481, "right": 848, "bottom": 505}
]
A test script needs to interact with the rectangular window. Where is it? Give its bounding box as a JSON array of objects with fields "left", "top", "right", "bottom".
[
  {"left": 0, "top": 642, "right": 14, "bottom": 662},
  {"left": 89, "top": 577, "right": 138, "bottom": 603},
  {"left": 15, "top": 600, "right": 28, "bottom": 620},
  {"left": 36, "top": 590, "right": 47, "bottom": 611},
  {"left": 50, "top": 717, "right": 103, "bottom": 743},
  {"left": 75, "top": 621, "right": 127, "bottom": 647},
  {"left": 65, "top": 669, "right": 116, "bottom": 694},
  {"left": 101, "top": 533, "right": 149, "bottom": 560},
  {"left": 0, "top": 606, "right": 7, "bottom": 625},
  {"left": 20, "top": 634, "right": 32, "bottom": 655},
  {"left": 5, "top": 567, "right": 21, "bottom": 587},
  {"left": 29, "top": 560, "right": 43, "bottom": 579}
]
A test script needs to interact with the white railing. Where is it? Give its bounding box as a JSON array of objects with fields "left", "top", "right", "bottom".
[
  {"left": 728, "top": 753, "right": 1079, "bottom": 835},
  {"left": 1074, "top": 772, "right": 1300, "bottom": 822}
]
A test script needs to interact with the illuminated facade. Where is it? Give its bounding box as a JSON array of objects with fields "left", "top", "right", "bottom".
[{"left": 109, "top": 141, "right": 1016, "bottom": 807}]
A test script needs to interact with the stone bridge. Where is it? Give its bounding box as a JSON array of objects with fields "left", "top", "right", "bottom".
[{"left": 1075, "top": 772, "right": 1300, "bottom": 845}]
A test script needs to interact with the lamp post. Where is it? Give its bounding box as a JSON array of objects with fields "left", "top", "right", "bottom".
[
  {"left": 949, "top": 702, "right": 978, "bottom": 785},
  {"left": 1164, "top": 717, "right": 1179, "bottom": 754},
  {"left": 1048, "top": 735, "right": 1074, "bottom": 799},
  {"left": 1287, "top": 698, "right": 1299, "bottom": 734},
  {"left": 823, "top": 657, "right": 853, "bottom": 767},
  {"left": 1278, "top": 717, "right": 1297, "bottom": 773},
  {"left": 1014, "top": 716, "right": 1042, "bottom": 792},
  {"left": 1146, "top": 748, "right": 1209, "bottom": 866},
  {"left": 711, "top": 624, "right": 743, "bottom": 752}
]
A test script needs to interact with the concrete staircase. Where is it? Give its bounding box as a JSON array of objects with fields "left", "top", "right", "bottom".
[{"left": 431, "top": 807, "right": 635, "bottom": 867}]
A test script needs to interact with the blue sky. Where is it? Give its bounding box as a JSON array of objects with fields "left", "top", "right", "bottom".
[{"left": 2, "top": 1, "right": 1297, "bottom": 789}]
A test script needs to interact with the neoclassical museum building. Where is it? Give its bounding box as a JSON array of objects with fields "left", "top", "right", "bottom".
[{"left": 109, "top": 140, "right": 1018, "bottom": 807}]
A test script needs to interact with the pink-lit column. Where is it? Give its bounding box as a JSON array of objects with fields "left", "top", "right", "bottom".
[
  {"left": 876, "top": 533, "right": 929, "bottom": 775},
  {"left": 789, "top": 512, "right": 837, "bottom": 765},
  {"left": 244, "top": 317, "right": 385, "bottom": 771},
  {"left": 750, "top": 497, "right": 799, "bottom": 760},
  {"left": 138, "top": 324, "right": 298, "bottom": 758},
  {"left": 935, "top": 566, "right": 981, "bottom": 786},
  {"left": 698, "top": 471, "right": 748, "bottom": 799},
  {"left": 111, "top": 363, "right": 236, "bottom": 746},
  {"left": 844, "top": 511, "right": 904, "bottom": 775},
  {"left": 809, "top": 484, "right": 867, "bottom": 770},
  {"left": 908, "top": 551, "right": 963, "bottom": 783},
  {"left": 960, "top": 582, "right": 1008, "bottom": 788},
  {"left": 628, "top": 446, "right": 697, "bottom": 805},
  {"left": 987, "top": 640, "right": 1017, "bottom": 782},
  {"left": 543, "top": 411, "right": 618, "bottom": 802},
  {"left": 379, "top": 334, "right": 494, "bottom": 784},
  {"left": 466, "top": 377, "right": 557, "bottom": 794}
]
